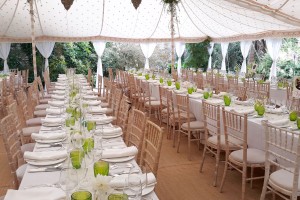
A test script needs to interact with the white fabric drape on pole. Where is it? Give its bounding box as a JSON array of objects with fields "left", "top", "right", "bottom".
[
  {"left": 36, "top": 42, "right": 55, "bottom": 71},
  {"left": 221, "top": 42, "right": 229, "bottom": 71},
  {"left": 0, "top": 43, "right": 11, "bottom": 73},
  {"left": 140, "top": 43, "right": 156, "bottom": 69},
  {"left": 207, "top": 42, "right": 214, "bottom": 70},
  {"left": 175, "top": 42, "right": 185, "bottom": 75},
  {"left": 92, "top": 41, "right": 106, "bottom": 87},
  {"left": 240, "top": 41, "right": 252, "bottom": 73},
  {"left": 266, "top": 38, "right": 282, "bottom": 80}
]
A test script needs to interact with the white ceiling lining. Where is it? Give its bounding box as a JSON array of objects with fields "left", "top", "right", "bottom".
[{"left": 0, "top": 0, "right": 300, "bottom": 43}]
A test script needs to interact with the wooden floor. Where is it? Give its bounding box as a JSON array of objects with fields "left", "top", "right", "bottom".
[{"left": 0, "top": 120, "right": 277, "bottom": 200}]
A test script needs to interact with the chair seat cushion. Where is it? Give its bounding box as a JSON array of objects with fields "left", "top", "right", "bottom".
[
  {"left": 16, "top": 164, "right": 27, "bottom": 182},
  {"left": 269, "top": 168, "right": 300, "bottom": 194},
  {"left": 229, "top": 148, "right": 266, "bottom": 164},
  {"left": 170, "top": 112, "right": 195, "bottom": 120},
  {"left": 34, "top": 109, "right": 47, "bottom": 117},
  {"left": 207, "top": 135, "right": 243, "bottom": 150},
  {"left": 35, "top": 104, "right": 50, "bottom": 110},
  {"left": 139, "top": 96, "right": 157, "bottom": 102},
  {"left": 181, "top": 121, "right": 204, "bottom": 130},
  {"left": 100, "top": 102, "right": 109, "bottom": 107},
  {"left": 162, "top": 108, "right": 178, "bottom": 114},
  {"left": 22, "top": 126, "right": 41, "bottom": 137},
  {"left": 26, "top": 117, "right": 43, "bottom": 127},
  {"left": 39, "top": 98, "right": 50, "bottom": 104},
  {"left": 144, "top": 100, "right": 161, "bottom": 107},
  {"left": 21, "top": 143, "right": 35, "bottom": 154}
]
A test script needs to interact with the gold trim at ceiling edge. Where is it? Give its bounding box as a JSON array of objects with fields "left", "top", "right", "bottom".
[{"left": 1, "top": 30, "right": 300, "bottom": 43}]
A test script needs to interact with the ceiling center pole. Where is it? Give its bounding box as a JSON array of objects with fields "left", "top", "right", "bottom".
[
  {"left": 29, "top": 0, "right": 37, "bottom": 78},
  {"left": 171, "top": 9, "right": 175, "bottom": 75}
]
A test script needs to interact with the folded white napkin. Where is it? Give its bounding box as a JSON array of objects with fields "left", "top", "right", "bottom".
[
  {"left": 95, "top": 126, "right": 122, "bottom": 135},
  {"left": 188, "top": 93, "right": 203, "bottom": 99},
  {"left": 233, "top": 107, "right": 255, "bottom": 115},
  {"left": 266, "top": 107, "right": 284, "bottom": 114},
  {"left": 24, "top": 150, "right": 67, "bottom": 161},
  {"left": 52, "top": 90, "right": 65, "bottom": 95},
  {"left": 54, "top": 86, "right": 65, "bottom": 90},
  {"left": 269, "top": 118, "right": 289, "bottom": 126},
  {"left": 48, "top": 101, "right": 65, "bottom": 107},
  {"left": 173, "top": 89, "right": 187, "bottom": 94},
  {"left": 4, "top": 187, "right": 66, "bottom": 200},
  {"left": 83, "top": 95, "right": 98, "bottom": 100},
  {"left": 46, "top": 108, "right": 65, "bottom": 115},
  {"left": 102, "top": 146, "right": 138, "bottom": 159},
  {"left": 31, "top": 131, "right": 66, "bottom": 141},
  {"left": 234, "top": 100, "right": 251, "bottom": 106},
  {"left": 42, "top": 118, "right": 64, "bottom": 126},
  {"left": 83, "top": 100, "right": 101, "bottom": 106},
  {"left": 51, "top": 94, "right": 65, "bottom": 100},
  {"left": 88, "top": 107, "right": 109, "bottom": 113},
  {"left": 206, "top": 99, "right": 223, "bottom": 105},
  {"left": 110, "top": 172, "right": 156, "bottom": 189},
  {"left": 89, "top": 116, "right": 115, "bottom": 124}
]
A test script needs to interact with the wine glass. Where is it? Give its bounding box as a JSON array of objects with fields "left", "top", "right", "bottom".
[
  {"left": 59, "top": 167, "right": 78, "bottom": 199},
  {"left": 125, "top": 167, "right": 143, "bottom": 200}
]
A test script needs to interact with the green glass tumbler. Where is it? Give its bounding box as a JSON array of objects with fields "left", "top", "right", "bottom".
[
  {"left": 257, "top": 105, "right": 265, "bottom": 116},
  {"left": 108, "top": 194, "right": 129, "bottom": 200},
  {"left": 167, "top": 80, "right": 172, "bottom": 86},
  {"left": 223, "top": 95, "right": 231, "bottom": 106},
  {"left": 159, "top": 78, "right": 164, "bottom": 84},
  {"left": 175, "top": 82, "right": 180, "bottom": 90},
  {"left": 70, "top": 149, "right": 85, "bottom": 169},
  {"left": 187, "top": 87, "right": 193, "bottom": 94},
  {"left": 71, "top": 191, "right": 92, "bottom": 200},
  {"left": 82, "top": 138, "right": 94, "bottom": 153},
  {"left": 94, "top": 161, "right": 109, "bottom": 177},
  {"left": 203, "top": 92, "right": 209, "bottom": 99}
]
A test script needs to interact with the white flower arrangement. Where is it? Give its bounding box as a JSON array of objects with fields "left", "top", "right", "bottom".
[{"left": 92, "top": 175, "right": 114, "bottom": 200}]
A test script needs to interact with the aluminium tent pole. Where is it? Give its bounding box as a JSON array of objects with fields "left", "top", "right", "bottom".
[
  {"left": 29, "top": 0, "right": 37, "bottom": 78},
  {"left": 171, "top": 9, "right": 175, "bottom": 74}
]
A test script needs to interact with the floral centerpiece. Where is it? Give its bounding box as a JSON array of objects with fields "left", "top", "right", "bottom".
[{"left": 92, "top": 175, "right": 114, "bottom": 200}]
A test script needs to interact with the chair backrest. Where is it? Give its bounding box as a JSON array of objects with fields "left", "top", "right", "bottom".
[
  {"left": 257, "top": 82, "right": 270, "bottom": 100},
  {"left": 244, "top": 79, "right": 256, "bottom": 98},
  {"left": 196, "top": 72, "right": 204, "bottom": 89},
  {"left": 222, "top": 108, "right": 248, "bottom": 159},
  {"left": 97, "top": 74, "right": 103, "bottom": 96},
  {"left": 215, "top": 75, "right": 227, "bottom": 94},
  {"left": 263, "top": 121, "right": 300, "bottom": 198},
  {"left": 176, "top": 94, "right": 192, "bottom": 126},
  {"left": 236, "top": 86, "right": 248, "bottom": 101},
  {"left": 227, "top": 76, "right": 239, "bottom": 92},
  {"left": 108, "top": 68, "right": 114, "bottom": 82},
  {"left": 87, "top": 68, "right": 92, "bottom": 86},
  {"left": 117, "top": 95, "right": 131, "bottom": 140},
  {"left": 36, "top": 76, "right": 45, "bottom": 98},
  {"left": 9, "top": 72, "right": 15, "bottom": 95},
  {"left": 111, "top": 86, "right": 123, "bottom": 118},
  {"left": 159, "top": 86, "right": 168, "bottom": 108},
  {"left": 140, "top": 120, "right": 163, "bottom": 176},
  {"left": 0, "top": 114, "right": 24, "bottom": 189},
  {"left": 202, "top": 101, "right": 221, "bottom": 141},
  {"left": 141, "top": 81, "right": 152, "bottom": 105},
  {"left": 127, "top": 109, "right": 147, "bottom": 163}
]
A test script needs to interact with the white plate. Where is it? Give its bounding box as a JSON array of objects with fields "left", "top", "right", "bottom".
[
  {"left": 102, "top": 156, "right": 135, "bottom": 163},
  {"left": 122, "top": 185, "right": 155, "bottom": 196},
  {"left": 35, "top": 137, "right": 67, "bottom": 144},
  {"left": 102, "top": 132, "right": 123, "bottom": 139},
  {"left": 26, "top": 157, "right": 67, "bottom": 166}
]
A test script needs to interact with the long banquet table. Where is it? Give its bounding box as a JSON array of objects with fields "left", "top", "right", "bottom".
[
  {"left": 15, "top": 74, "right": 159, "bottom": 200},
  {"left": 146, "top": 79, "right": 297, "bottom": 161}
]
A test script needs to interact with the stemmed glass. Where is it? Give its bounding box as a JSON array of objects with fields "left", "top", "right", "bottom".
[
  {"left": 126, "top": 167, "right": 143, "bottom": 200},
  {"left": 59, "top": 167, "right": 78, "bottom": 199}
]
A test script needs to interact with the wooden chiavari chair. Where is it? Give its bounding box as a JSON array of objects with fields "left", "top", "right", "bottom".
[
  {"left": 261, "top": 121, "right": 300, "bottom": 200},
  {"left": 220, "top": 108, "right": 267, "bottom": 200},
  {"left": 110, "top": 86, "right": 123, "bottom": 120},
  {"left": 257, "top": 82, "right": 270, "bottom": 101},
  {"left": 108, "top": 68, "right": 114, "bottom": 82},
  {"left": 243, "top": 79, "right": 256, "bottom": 99},
  {"left": 142, "top": 81, "right": 161, "bottom": 119},
  {"left": 10, "top": 69, "right": 18, "bottom": 75},
  {"left": 97, "top": 75, "right": 105, "bottom": 101},
  {"left": 21, "top": 69, "right": 29, "bottom": 88},
  {"left": 140, "top": 120, "right": 163, "bottom": 176},
  {"left": 99, "top": 78, "right": 112, "bottom": 108},
  {"left": 127, "top": 109, "right": 147, "bottom": 164},
  {"left": 227, "top": 76, "right": 239, "bottom": 93},
  {"left": 176, "top": 94, "right": 204, "bottom": 160},
  {"left": 0, "top": 114, "right": 27, "bottom": 189},
  {"left": 236, "top": 86, "right": 248, "bottom": 101},
  {"left": 116, "top": 94, "right": 131, "bottom": 142},
  {"left": 128, "top": 75, "right": 139, "bottom": 106},
  {"left": 159, "top": 86, "right": 168, "bottom": 127},
  {"left": 196, "top": 72, "right": 204, "bottom": 89}
]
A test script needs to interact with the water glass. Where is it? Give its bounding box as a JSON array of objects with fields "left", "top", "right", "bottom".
[{"left": 71, "top": 190, "right": 92, "bottom": 200}]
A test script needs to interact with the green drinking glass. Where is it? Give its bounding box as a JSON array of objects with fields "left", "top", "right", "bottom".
[
  {"left": 175, "top": 82, "right": 180, "bottom": 90},
  {"left": 145, "top": 74, "right": 150, "bottom": 80},
  {"left": 167, "top": 80, "right": 172, "bottom": 86},
  {"left": 297, "top": 118, "right": 300, "bottom": 129},
  {"left": 223, "top": 95, "right": 231, "bottom": 106},
  {"left": 152, "top": 74, "right": 156, "bottom": 80},
  {"left": 70, "top": 150, "right": 85, "bottom": 169},
  {"left": 209, "top": 91, "right": 213, "bottom": 98},
  {"left": 187, "top": 87, "right": 193, "bottom": 94},
  {"left": 86, "top": 121, "right": 96, "bottom": 132},
  {"left": 203, "top": 92, "right": 209, "bottom": 99},
  {"left": 66, "top": 106, "right": 74, "bottom": 115},
  {"left": 257, "top": 105, "right": 265, "bottom": 116},
  {"left": 66, "top": 117, "right": 76, "bottom": 127},
  {"left": 94, "top": 161, "right": 109, "bottom": 177},
  {"left": 71, "top": 191, "right": 92, "bottom": 200},
  {"left": 108, "top": 194, "right": 129, "bottom": 200},
  {"left": 159, "top": 77, "right": 164, "bottom": 84},
  {"left": 289, "top": 111, "right": 298, "bottom": 121},
  {"left": 82, "top": 138, "right": 94, "bottom": 153}
]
